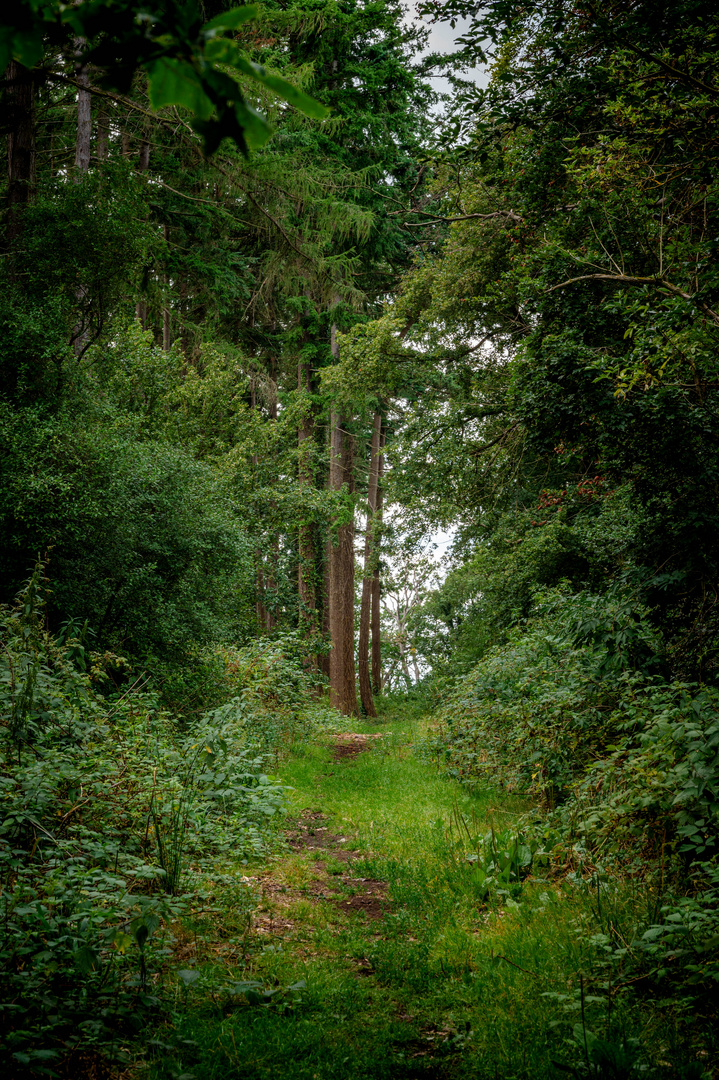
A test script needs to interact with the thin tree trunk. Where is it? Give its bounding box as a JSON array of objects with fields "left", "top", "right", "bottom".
[
  {"left": 298, "top": 359, "right": 317, "bottom": 649},
  {"left": 317, "top": 416, "right": 332, "bottom": 679},
  {"left": 339, "top": 424, "right": 357, "bottom": 711},
  {"left": 74, "top": 53, "right": 91, "bottom": 174},
  {"left": 371, "top": 426, "right": 384, "bottom": 694},
  {"left": 250, "top": 376, "right": 268, "bottom": 630},
  {"left": 266, "top": 356, "right": 278, "bottom": 631},
  {"left": 319, "top": 529, "right": 331, "bottom": 679},
  {"left": 358, "top": 412, "right": 381, "bottom": 716},
  {"left": 6, "top": 60, "right": 36, "bottom": 250},
  {"left": 328, "top": 312, "right": 358, "bottom": 714},
  {"left": 138, "top": 135, "right": 150, "bottom": 173},
  {"left": 399, "top": 634, "right": 412, "bottom": 688},
  {"left": 328, "top": 407, "right": 358, "bottom": 715},
  {"left": 328, "top": 409, "right": 344, "bottom": 706},
  {"left": 161, "top": 222, "right": 170, "bottom": 349}
]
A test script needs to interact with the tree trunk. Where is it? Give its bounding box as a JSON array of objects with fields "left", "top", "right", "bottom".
[
  {"left": 298, "top": 359, "right": 317, "bottom": 648},
  {"left": 6, "top": 60, "right": 36, "bottom": 250},
  {"left": 138, "top": 136, "right": 150, "bottom": 173},
  {"left": 161, "top": 221, "right": 170, "bottom": 352},
  {"left": 74, "top": 57, "right": 92, "bottom": 174},
  {"left": 250, "top": 375, "right": 268, "bottom": 630},
  {"left": 358, "top": 412, "right": 381, "bottom": 716},
  {"left": 328, "top": 407, "right": 358, "bottom": 715},
  {"left": 319, "top": 530, "right": 331, "bottom": 679},
  {"left": 371, "top": 426, "right": 385, "bottom": 694},
  {"left": 266, "top": 356, "right": 278, "bottom": 631}
]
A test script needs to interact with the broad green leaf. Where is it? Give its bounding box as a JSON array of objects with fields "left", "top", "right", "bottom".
[
  {"left": 133, "top": 922, "right": 149, "bottom": 949},
  {"left": 204, "top": 37, "right": 244, "bottom": 65},
  {"left": 73, "top": 945, "right": 100, "bottom": 973},
  {"left": 203, "top": 42, "right": 328, "bottom": 119},
  {"left": 12, "top": 30, "right": 45, "bottom": 68},
  {"left": 204, "top": 6, "right": 258, "bottom": 33},
  {"left": 110, "top": 930, "right": 133, "bottom": 954},
  {"left": 148, "top": 57, "right": 214, "bottom": 121},
  {"left": 256, "top": 73, "right": 329, "bottom": 118},
  {"left": 234, "top": 100, "right": 272, "bottom": 150}
]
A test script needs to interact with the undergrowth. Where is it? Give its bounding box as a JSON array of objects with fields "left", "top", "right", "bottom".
[
  {"left": 143, "top": 723, "right": 715, "bottom": 1080},
  {"left": 0, "top": 566, "right": 338, "bottom": 1077},
  {"left": 422, "top": 586, "right": 719, "bottom": 1001}
]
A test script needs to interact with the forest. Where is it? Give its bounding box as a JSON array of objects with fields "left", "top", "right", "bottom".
[{"left": 1, "top": 0, "right": 718, "bottom": 1077}]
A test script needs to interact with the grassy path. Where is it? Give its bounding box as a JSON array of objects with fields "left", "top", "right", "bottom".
[{"left": 150, "top": 714, "right": 705, "bottom": 1080}]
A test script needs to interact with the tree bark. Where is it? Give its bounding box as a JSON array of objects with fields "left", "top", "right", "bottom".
[
  {"left": 319, "top": 529, "right": 331, "bottom": 679},
  {"left": 162, "top": 218, "right": 171, "bottom": 352},
  {"left": 371, "top": 426, "right": 385, "bottom": 693},
  {"left": 6, "top": 60, "right": 36, "bottom": 250},
  {"left": 74, "top": 58, "right": 92, "bottom": 174},
  {"left": 250, "top": 375, "right": 268, "bottom": 630},
  {"left": 138, "top": 135, "right": 150, "bottom": 173},
  {"left": 358, "top": 412, "right": 381, "bottom": 716},
  {"left": 298, "top": 358, "right": 317, "bottom": 648},
  {"left": 266, "top": 355, "right": 278, "bottom": 631},
  {"left": 328, "top": 406, "right": 358, "bottom": 715}
]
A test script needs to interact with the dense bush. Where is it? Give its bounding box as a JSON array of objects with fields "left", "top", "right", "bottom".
[
  {"left": 426, "top": 586, "right": 719, "bottom": 987},
  {"left": 430, "top": 586, "right": 660, "bottom": 803},
  {"left": 0, "top": 391, "right": 257, "bottom": 662},
  {"left": 0, "top": 569, "right": 337, "bottom": 1074}
]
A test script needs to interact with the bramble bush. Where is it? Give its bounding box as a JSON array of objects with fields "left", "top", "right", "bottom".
[
  {"left": 0, "top": 567, "right": 337, "bottom": 1075},
  {"left": 426, "top": 585, "right": 719, "bottom": 990}
]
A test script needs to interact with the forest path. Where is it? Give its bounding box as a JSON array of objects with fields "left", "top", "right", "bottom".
[{"left": 149, "top": 714, "right": 639, "bottom": 1080}]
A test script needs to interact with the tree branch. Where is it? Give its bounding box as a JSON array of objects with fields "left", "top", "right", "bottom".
[
  {"left": 546, "top": 273, "right": 719, "bottom": 326},
  {"left": 400, "top": 210, "right": 524, "bottom": 227}
]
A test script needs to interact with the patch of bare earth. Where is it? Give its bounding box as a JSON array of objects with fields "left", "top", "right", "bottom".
[
  {"left": 250, "top": 808, "right": 392, "bottom": 945},
  {"left": 247, "top": 732, "right": 393, "bottom": 956},
  {"left": 284, "top": 810, "right": 360, "bottom": 862},
  {"left": 328, "top": 732, "right": 386, "bottom": 761},
  {"left": 334, "top": 877, "right": 389, "bottom": 920}
]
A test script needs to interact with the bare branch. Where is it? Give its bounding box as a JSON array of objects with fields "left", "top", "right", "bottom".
[{"left": 399, "top": 210, "right": 524, "bottom": 227}]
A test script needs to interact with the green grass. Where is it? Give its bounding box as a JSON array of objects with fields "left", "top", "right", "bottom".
[{"left": 146, "top": 712, "right": 715, "bottom": 1080}]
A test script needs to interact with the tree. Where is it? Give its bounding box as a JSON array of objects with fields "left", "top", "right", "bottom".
[
  {"left": 343, "top": 0, "right": 719, "bottom": 679},
  {"left": 1, "top": 1, "right": 327, "bottom": 158},
  {"left": 357, "top": 409, "right": 381, "bottom": 714}
]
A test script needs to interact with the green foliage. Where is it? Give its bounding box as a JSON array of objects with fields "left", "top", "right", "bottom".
[
  {"left": 0, "top": 395, "right": 256, "bottom": 661},
  {"left": 0, "top": 1, "right": 327, "bottom": 155},
  {"left": 196, "top": 635, "right": 338, "bottom": 764},
  {"left": 424, "top": 581, "right": 719, "bottom": 991},
  {"left": 1, "top": 169, "right": 151, "bottom": 397},
  {"left": 151, "top": 717, "right": 713, "bottom": 1080},
  {"left": 429, "top": 588, "right": 654, "bottom": 802},
  {"left": 0, "top": 568, "right": 338, "bottom": 1070}
]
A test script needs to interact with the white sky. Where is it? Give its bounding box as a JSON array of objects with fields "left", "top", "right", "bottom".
[{"left": 419, "top": 12, "right": 489, "bottom": 98}]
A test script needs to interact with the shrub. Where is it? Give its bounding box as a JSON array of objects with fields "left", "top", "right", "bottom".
[{"left": 0, "top": 569, "right": 334, "bottom": 1072}]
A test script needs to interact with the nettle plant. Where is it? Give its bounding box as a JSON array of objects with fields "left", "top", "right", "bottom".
[
  {"left": 0, "top": 567, "right": 291, "bottom": 1071},
  {"left": 429, "top": 584, "right": 719, "bottom": 989}
]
